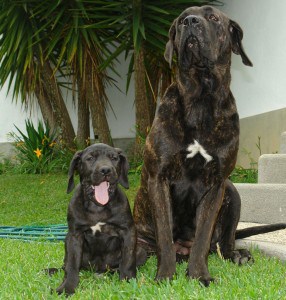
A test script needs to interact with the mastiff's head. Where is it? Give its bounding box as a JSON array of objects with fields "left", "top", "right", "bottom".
[{"left": 164, "top": 6, "right": 252, "bottom": 71}]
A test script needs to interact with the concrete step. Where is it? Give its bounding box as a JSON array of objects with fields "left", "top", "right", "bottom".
[
  {"left": 234, "top": 183, "right": 286, "bottom": 223},
  {"left": 280, "top": 131, "right": 286, "bottom": 154},
  {"left": 258, "top": 154, "right": 286, "bottom": 184}
]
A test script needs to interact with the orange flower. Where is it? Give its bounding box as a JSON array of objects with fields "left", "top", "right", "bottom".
[{"left": 34, "top": 148, "right": 42, "bottom": 159}]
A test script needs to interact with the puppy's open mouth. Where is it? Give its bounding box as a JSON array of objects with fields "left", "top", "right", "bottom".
[{"left": 91, "top": 181, "right": 110, "bottom": 205}]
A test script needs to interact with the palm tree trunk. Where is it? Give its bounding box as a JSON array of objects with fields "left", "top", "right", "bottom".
[
  {"left": 134, "top": 47, "right": 152, "bottom": 139},
  {"left": 40, "top": 60, "right": 76, "bottom": 148},
  {"left": 89, "top": 96, "right": 112, "bottom": 146},
  {"left": 34, "top": 84, "right": 56, "bottom": 132},
  {"left": 84, "top": 55, "right": 113, "bottom": 146},
  {"left": 77, "top": 77, "right": 90, "bottom": 148}
]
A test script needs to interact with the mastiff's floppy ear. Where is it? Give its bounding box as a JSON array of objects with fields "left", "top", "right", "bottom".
[
  {"left": 67, "top": 151, "right": 83, "bottom": 194},
  {"left": 229, "top": 20, "right": 253, "bottom": 67},
  {"left": 116, "top": 148, "right": 129, "bottom": 189},
  {"left": 164, "top": 20, "right": 177, "bottom": 68}
]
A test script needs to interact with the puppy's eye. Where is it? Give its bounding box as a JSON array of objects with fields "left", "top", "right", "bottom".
[
  {"left": 209, "top": 14, "right": 219, "bottom": 22},
  {"left": 111, "top": 156, "right": 118, "bottom": 161},
  {"left": 86, "top": 156, "right": 94, "bottom": 162}
]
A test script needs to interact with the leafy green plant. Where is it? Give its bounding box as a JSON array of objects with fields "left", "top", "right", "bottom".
[
  {"left": 9, "top": 119, "right": 64, "bottom": 174},
  {"left": 229, "top": 166, "right": 258, "bottom": 183}
]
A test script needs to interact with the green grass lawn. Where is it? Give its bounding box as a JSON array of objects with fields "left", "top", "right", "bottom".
[{"left": 0, "top": 173, "right": 285, "bottom": 299}]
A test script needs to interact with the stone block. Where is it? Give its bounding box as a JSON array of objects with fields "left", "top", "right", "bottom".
[
  {"left": 258, "top": 154, "right": 286, "bottom": 184},
  {"left": 280, "top": 131, "right": 286, "bottom": 154},
  {"left": 235, "top": 183, "right": 286, "bottom": 223}
]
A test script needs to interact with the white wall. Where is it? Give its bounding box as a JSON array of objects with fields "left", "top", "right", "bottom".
[
  {"left": 0, "top": 82, "right": 40, "bottom": 142},
  {"left": 221, "top": 0, "right": 286, "bottom": 118},
  {"left": 105, "top": 54, "right": 135, "bottom": 139}
]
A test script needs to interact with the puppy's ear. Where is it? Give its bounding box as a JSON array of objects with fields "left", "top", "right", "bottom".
[
  {"left": 116, "top": 148, "right": 129, "bottom": 189},
  {"left": 67, "top": 151, "right": 82, "bottom": 194},
  {"left": 229, "top": 20, "right": 253, "bottom": 67},
  {"left": 164, "top": 21, "right": 177, "bottom": 68}
]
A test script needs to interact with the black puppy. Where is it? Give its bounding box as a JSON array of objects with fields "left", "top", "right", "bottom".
[{"left": 54, "top": 143, "right": 144, "bottom": 295}]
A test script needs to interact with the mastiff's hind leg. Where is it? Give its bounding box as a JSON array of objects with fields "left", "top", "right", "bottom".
[{"left": 214, "top": 180, "right": 253, "bottom": 265}]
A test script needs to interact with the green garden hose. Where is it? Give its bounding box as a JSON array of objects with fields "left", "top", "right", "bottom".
[{"left": 0, "top": 224, "right": 67, "bottom": 242}]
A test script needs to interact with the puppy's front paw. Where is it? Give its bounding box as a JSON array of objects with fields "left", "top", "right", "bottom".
[
  {"left": 56, "top": 277, "right": 79, "bottom": 296},
  {"left": 56, "top": 284, "right": 75, "bottom": 296}
]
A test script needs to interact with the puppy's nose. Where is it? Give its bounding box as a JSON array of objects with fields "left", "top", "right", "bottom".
[
  {"left": 183, "top": 15, "right": 200, "bottom": 26},
  {"left": 100, "top": 166, "right": 111, "bottom": 175}
]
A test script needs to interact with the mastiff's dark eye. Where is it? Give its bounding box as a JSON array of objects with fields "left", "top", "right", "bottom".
[
  {"left": 86, "top": 156, "right": 94, "bottom": 162},
  {"left": 209, "top": 14, "right": 219, "bottom": 22},
  {"left": 111, "top": 156, "right": 118, "bottom": 161}
]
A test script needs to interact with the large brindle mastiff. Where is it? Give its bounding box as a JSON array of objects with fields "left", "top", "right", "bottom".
[{"left": 133, "top": 6, "right": 286, "bottom": 285}]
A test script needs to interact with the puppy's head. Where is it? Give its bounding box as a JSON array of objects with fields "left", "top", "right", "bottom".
[
  {"left": 164, "top": 5, "right": 252, "bottom": 71},
  {"left": 67, "top": 143, "right": 129, "bottom": 206}
]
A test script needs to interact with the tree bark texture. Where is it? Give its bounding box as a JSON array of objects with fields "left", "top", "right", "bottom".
[
  {"left": 40, "top": 60, "right": 75, "bottom": 148},
  {"left": 85, "top": 55, "right": 113, "bottom": 146},
  {"left": 34, "top": 84, "right": 56, "bottom": 133},
  {"left": 77, "top": 76, "right": 90, "bottom": 148},
  {"left": 134, "top": 47, "right": 152, "bottom": 138}
]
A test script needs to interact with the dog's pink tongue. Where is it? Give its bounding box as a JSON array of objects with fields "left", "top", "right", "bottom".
[{"left": 94, "top": 182, "right": 109, "bottom": 205}]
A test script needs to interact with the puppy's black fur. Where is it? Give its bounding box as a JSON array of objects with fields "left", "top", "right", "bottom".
[{"left": 52, "top": 143, "right": 145, "bottom": 295}]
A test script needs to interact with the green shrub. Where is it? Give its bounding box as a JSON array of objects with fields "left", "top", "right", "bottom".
[{"left": 8, "top": 120, "right": 74, "bottom": 174}]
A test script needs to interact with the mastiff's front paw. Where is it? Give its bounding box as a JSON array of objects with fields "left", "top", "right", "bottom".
[
  {"left": 119, "top": 269, "right": 136, "bottom": 281},
  {"left": 155, "top": 264, "right": 176, "bottom": 281},
  {"left": 186, "top": 267, "right": 214, "bottom": 287}
]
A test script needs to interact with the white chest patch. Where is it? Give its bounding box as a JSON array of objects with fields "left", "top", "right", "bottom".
[
  {"left": 186, "top": 140, "right": 213, "bottom": 163},
  {"left": 90, "top": 222, "right": 106, "bottom": 235}
]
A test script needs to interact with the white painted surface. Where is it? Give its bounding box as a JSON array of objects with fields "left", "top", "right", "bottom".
[
  {"left": 105, "top": 53, "right": 135, "bottom": 139},
  {"left": 0, "top": 82, "right": 39, "bottom": 142},
  {"left": 221, "top": 0, "right": 286, "bottom": 118}
]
